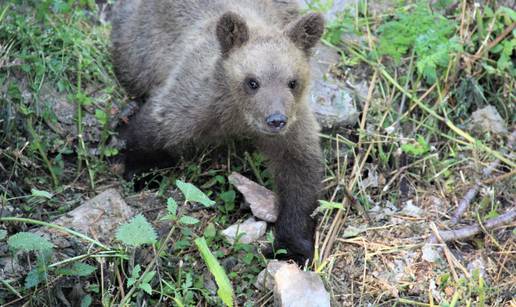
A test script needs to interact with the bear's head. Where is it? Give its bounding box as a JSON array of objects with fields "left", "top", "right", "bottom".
[{"left": 216, "top": 11, "right": 324, "bottom": 135}]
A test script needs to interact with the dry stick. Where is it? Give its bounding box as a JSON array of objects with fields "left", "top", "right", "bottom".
[
  {"left": 450, "top": 159, "right": 500, "bottom": 226},
  {"left": 430, "top": 223, "right": 471, "bottom": 279},
  {"left": 452, "top": 130, "right": 516, "bottom": 225},
  {"left": 429, "top": 209, "right": 516, "bottom": 244},
  {"left": 471, "top": 22, "right": 516, "bottom": 63},
  {"left": 481, "top": 169, "right": 516, "bottom": 186},
  {"left": 430, "top": 223, "right": 460, "bottom": 282},
  {"left": 342, "top": 186, "right": 371, "bottom": 224}
]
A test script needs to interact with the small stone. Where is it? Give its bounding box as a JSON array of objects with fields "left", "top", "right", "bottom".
[
  {"left": 274, "top": 263, "right": 331, "bottom": 307},
  {"left": 342, "top": 225, "right": 367, "bottom": 238},
  {"left": 221, "top": 217, "right": 267, "bottom": 244},
  {"left": 468, "top": 105, "right": 508, "bottom": 136},
  {"left": 401, "top": 200, "right": 424, "bottom": 218},
  {"left": 467, "top": 256, "right": 487, "bottom": 279},
  {"left": 229, "top": 172, "right": 279, "bottom": 222},
  {"left": 254, "top": 260, "right": 289, "bottom": 291},
  {"left": 422, "top": 243, "right": 441, "bottom": 263}
]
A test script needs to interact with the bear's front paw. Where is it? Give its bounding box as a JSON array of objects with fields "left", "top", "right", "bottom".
[{"left": 265, "top": 236, "right": 314, "bottom": 265}]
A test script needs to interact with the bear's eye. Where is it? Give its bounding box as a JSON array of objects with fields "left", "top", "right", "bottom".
[
  {"left": 288, "top": 80, "right": 298, "bottom": 90},
  {"left": 247, "top": 78, "right": 260, "bottom": 90}
]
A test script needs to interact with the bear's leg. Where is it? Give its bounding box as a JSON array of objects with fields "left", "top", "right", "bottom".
[
  {"left": 257, "top": 116, "right": 324, "bottom": 264},
  {"left": 118, "top": 102, "right": 185, "bottom": 179}
]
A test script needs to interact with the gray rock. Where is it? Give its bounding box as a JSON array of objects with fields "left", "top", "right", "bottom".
[
  {"left": 274, "top": 263, "right": 331, "bottom": 307},
  {"left": 0, "top": 189, "right": 135, "bottom": 280},
  {"left": 221, "top": 217, "right": 267, "bottom": 244},
  {"left": 401, "top": 200, "right": 424, "bottom": 218},
  {"left": 297, "top": 0, "right": 351, "bottom": 20},
  {"left": 254, "top": 260, "right": 289, "bottom": 291},
  {"left": 229, "top": 172, "right": 278, "bottom": 222},
  {"left": 468, "top": 105, "right": 508, "bottom": 136},
  {"left": 297, "top": 0, "right": 399, "bottom": 19},
  {"left": 309, "top": 45, "right": 359, "bottom": 129}
]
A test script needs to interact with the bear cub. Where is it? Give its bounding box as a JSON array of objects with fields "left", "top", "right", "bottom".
[{"left": 111, "top": 0, "right": 325, "bottom": 263}]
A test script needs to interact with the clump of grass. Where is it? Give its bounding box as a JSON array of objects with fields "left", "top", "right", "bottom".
[
  {"left": 313, "top": 0, "right": 514, "bottom": 305},
  {"left": 0, "top": 0, "right": 121, "bottom": 192}
]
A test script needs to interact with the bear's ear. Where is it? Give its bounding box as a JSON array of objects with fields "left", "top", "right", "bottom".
[
  {"left": 216, "top": 12, "right": 249, "bottom": 56},
  {"left": 286, "top": 13, "right": 325, "bottom": 54}
]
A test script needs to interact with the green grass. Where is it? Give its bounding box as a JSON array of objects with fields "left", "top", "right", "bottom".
[{"left": 1, "top": 0, "right": 515, "bottom": 306}]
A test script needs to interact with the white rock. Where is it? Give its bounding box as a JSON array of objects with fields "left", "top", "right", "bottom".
[
  {"left": 274, "top": 263, "right": 331, "bottom": 307},
  {"left": 221, "top": 217, "right": 267, "bottom": 244}
]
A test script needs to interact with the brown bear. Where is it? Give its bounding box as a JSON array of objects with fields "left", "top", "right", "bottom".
[{"left": 111, "top": 0, "right": 325, "bottom": 263}]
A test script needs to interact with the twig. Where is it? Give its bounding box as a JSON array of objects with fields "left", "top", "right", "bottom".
[
  {"left": 451, "top": 129, "right": 515, "bottom": 225},
  {"left": 471, "top": 22, "right": 516, "bottom": 63},
  {"left": 450, "top": 187, "right": 480, "bottom": 225},
  {"left": 430, "top": 223, "right": 459, "bottom": 281},
  {"left": 430, "top": 209, "right": 516, "bottom": 243},
  {"left": 342, "top": 186, "right": 371, "bottom": 223}
]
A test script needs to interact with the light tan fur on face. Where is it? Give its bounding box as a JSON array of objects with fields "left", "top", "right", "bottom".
[{"left": 223, "top": 37, "right": 310, "bottom": 134}]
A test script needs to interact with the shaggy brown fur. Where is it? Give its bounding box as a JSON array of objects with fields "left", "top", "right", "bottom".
[{"left": 111, "top": 0, "right": 325, "bottom": 263}]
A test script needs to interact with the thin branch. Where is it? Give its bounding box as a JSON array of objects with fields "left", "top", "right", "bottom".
[
  {"left": 430, "top": 209, "right": 516, "bottom": 243},
  {"left": 451, "top": 130, "right": 516, "bottom": 225}
]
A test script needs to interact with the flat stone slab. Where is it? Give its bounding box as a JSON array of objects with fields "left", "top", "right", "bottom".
[{"left": 229, "top": 172, "right": 279, "bottom": 222}]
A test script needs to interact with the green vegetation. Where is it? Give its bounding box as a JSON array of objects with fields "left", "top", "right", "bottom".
[{"left": 1, "top": 0, "right": 514, "bottom": 306}]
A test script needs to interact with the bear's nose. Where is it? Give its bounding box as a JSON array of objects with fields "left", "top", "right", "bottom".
[{"left": 266, "top": 113, "right": 288, "bottom": 129}]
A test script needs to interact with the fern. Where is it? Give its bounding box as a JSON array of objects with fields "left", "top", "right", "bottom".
[
  {"left": 116, "top": 214, "right": 157, "bottom": 247},
  {"left": 377, "top": 4, "right": 460, "bottom": 83}
]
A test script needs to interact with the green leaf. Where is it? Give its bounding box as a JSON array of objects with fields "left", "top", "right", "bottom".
[
  {"left": 167, "top": 198, "right": 178, "bottom": 219},
  {"left": 195, "top": 237, "right": 234, "bottom": 307},
  {"left": 127, "top": 265, "right": 141, "bottom": 287},
  {"left": 8, "top": 232, "right": 54, "bottom": 253},
  {"left": 318, "top": 200, "right": 344, "bottom": 210},
  {"left": 95, "top": 109, "right": 108, "bottom": 125},
  {"left": 80, "top": 295, "right": 93, "bottom": 307},
  {"left": 204, "top": 223, "right": 217, "bottom": 239},
  {"left": 57, "top": 262, "right": 96, "bottom": 277},
  {"left": 401, "top": 136, "right": 431, "bottom": 157},
  {"left": 176, "top": 180, "right": 215, "bottom": 207},
  {"left": 139, "top": 283, "right": 153, "bottom": 295},
  {"left": 25, "top": 267, "right": 45, "bottom": 289},
  {"left": 116, "top": 215, "right": 157, "bottom": 247},
  {"left": 179, "top": 216, "right": 200, "bottom": 225},
  {"left": 0, "top": 229, "right": 6, "bottom": 240},
  {"left": 31, "top": 188, "right": 53, "bottom": 199},
  {"left": 142, "top": 271, "right": 156, "bottom": 284}
]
